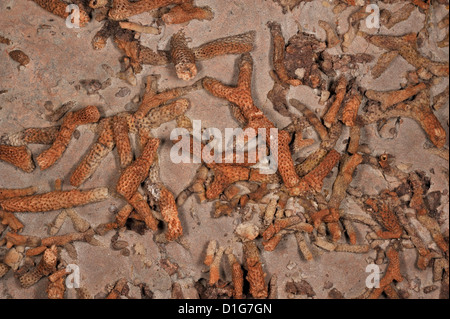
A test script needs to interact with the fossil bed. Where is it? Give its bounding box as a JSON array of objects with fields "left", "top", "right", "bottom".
[{"left": 0, "top": 0, "right": 449, "bottom": 299}]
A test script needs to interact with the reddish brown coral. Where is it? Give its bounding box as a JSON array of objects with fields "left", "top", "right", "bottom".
[
  {"left": 0, "top": 145, "right": 35, "bottom": 173},
  {"left": 243, "top": 241, "right": 268, "bottom": 299},
  {"left": 36, "top": 106, "right": 101, "bottom": 170},
  {"left": 162, "top": 2, "right": 214, "bottom": 24},
  {"left": 70, "top": 118, "right": 115, "bottom": 187},
  {"left": 116, "top": 138, "right": 160, "bottom": 201},
  {"left": 31, "top": 0, "right": 90, "bottom": 27},
  {"left": 0, "top": 188, "right": 109, "bottom": 213}
]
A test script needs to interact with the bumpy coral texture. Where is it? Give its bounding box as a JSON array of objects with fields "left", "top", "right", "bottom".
[
  {"left": 0, "top": 188, "right": 109, "bottom": 213},
  {"left": 116, "top": 138, "right": 160, "bottom": 200},
  {"left": 36, "top": 105, "right": 101, "bottom": 170},
  {"left": 0, "top": 145, "right": 35, "bottom": 173}
]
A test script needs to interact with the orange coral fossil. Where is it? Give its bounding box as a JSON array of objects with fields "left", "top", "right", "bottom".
[
  {"left": 328, "top": 153, "right": 363, "bottom": 209},
  {"left": 0, "top": 186, "right": 37, "bottom": 200},
  {"left": 0, "top": 188, "right": 109, "bottom": 213},
  {"left": 362, "top": 90, "right": 446, "bottom": 149},
  {"left": 288, "top": 149, "right": 341, "bottom": 196},
  {"left": 1, "top": 126, "right": 60, "bottom": 147},
  {"left": 0, "top": 210, "right": 24, "bottom": 232},
  {"left": 193, "top": 31, "right": 256, "bottom": 61},
  {"left": 341, "top": 82, "right": 362, "bottom": 127},
  {"left": 135, "top": 76, "right": 201, "bottom": 119},
  {"left": 19, "top": 245, "right": 58, "bottom": 288},
  {"left": 162, "top": 2, "right": 214, "bottom": 25},
  {"left": 70, "top": 118, "right": 115, "bottom": 187},
  {"left": 360, "top": 32, "right": 449, "bottom": 77},
  {"left": 267, "top": 21, "right": 302, "bottom": 87},
  {"left": 368, "top": 246, "right": 404, "bottom": 299},
  {"left": 203, "top": 53, "right": 301, "bottom": 189},
  {"left": 206, "top": 165, "right": 250, "bottom": 200},
  {"left": 158, "top": 186, "right": 183, "bottom": 241},
  {"left": 112, "top": 114, "right": 133, "bottom": 168},
  {"left": 243, "top": 241, "right": 268, "bottom": 299},
  {"left": 128, "top": 192, "right": 159, "bottom": 231},
  {"left": 31, "top": 0, "right": 90, "bottom": 27},
  {"left": 36, "top": 105, "right": 101, "bottom": 170},
  {"left": 0, "top": 145, "right": 35, "bottom": 173},
  {"left": 365, "top": 197, "right": 403, "bottom": 239},
  {"left": 116, "top": 137, "right": 160, "bottom": 201},
  {"left": 365, "top": 83, "right": 428, "bottom": 111},
  {"left": 108, "top": 0, "right": 190, "bottom": 20},
  {"left": 323, "top": 76, "right": 348, "bottom": 128},
  {"left": 170, "top": 30, "right": 197, "bottom": 81}
]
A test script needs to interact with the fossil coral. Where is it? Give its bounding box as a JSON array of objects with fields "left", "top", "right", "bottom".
[
  {"left": 0, "top": 188, "right": 109, "bottom": 213},
  {"left": 0, "top": 145, "right": 35, "bottom": 173},
  {"left": 203, "top": 53, "right": 301, "bottom": 190},
  {"left": 31, "top": 0, "right": 90, "bottom": 27},
  {"left": 19, "top": 245, "right": 58, "bottom": 288},
  {"left": 362, "top": 90, "right": 446, "bottom": 148},
  {"left": 360, "top": 32, "right": 449, "bottom": 77},
  {"left": 365, "top": 83, "right": 428, "bottom": 111},
  {"left": 243, "top": 241, "right": 268, "bottom": 299},
  {"left": 161, "top": 2, "right": 214, "bottom": 24},
  {"left": 70, "top": 118, "right": 115, "bottom": 187},
  {"left": 116, "top": 137, "right": 160, "bottom": 200},
  {"left": 116, "top": 30, "right": 255, "bottom": 77},
  {"left": 36, "top": 106, "right": 101, "bottom": 170},
  {"left": 0, "top": 186, "right": 37, "bottom": 200},
  {"left": 368, "top": 246, "right": 403, "bottom": 299},
  {"left": 268, "top": 21, "right": 302, "bottom": 87},
  {"left": 170, "top": 30, "right": 197, "bottom": 81}
]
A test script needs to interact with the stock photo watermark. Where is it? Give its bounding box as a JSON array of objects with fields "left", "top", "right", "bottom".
[
  {"left": 365, "top": 264, "right": 381, "bottom": 289},
  {"left": 365, "top": 4, "right": 380, "bottom": 29},
  {"left": 170, "top": 120, "right": 279, "bottom": 174},
  {"left": 65, "top": 4, "right": 80, "bottom": 29},
  {"left": 65, "top": 264, "right": 81, "bottom": 289}
]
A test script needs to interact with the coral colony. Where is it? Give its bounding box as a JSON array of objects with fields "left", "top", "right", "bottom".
[{"left": 0, "top": 0, "right": 449, "bottom": 299}]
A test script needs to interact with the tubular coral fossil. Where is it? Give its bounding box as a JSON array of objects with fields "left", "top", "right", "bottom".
[
  {"left": 108, "top": 0, "right": 191, "bottom": 20},
  {"left": 31, "top": 0, "right": 91, "bottom": 27},
  {"left": 36, "top": 105, "right": 101, "bottom": 170},
  {"left": 115, "top": 31, "right": 255, "bottom": 77},
  {"left": 0, "top": 188, "right": 109, "bottom": 213},
  {"left": 19, "top": 245, "right": 58, "bottom": 288},
  {"left": 364, "top": 196, "right": 403, "bottom": 240},
  {"left": 0, "top": 145, "right": 35, "bottom": 173},
  {"left": 359, "top": 32, "right": 449, "bottom": 77},
  {"left": 243, "top": 241, "right": 268, "bottom": 299},
  {"left": 116, "top": 137, "right": 160, "bottom": 201},
  {"left": 202, "top": 53, "right": 301, "bottom": 189},
  {"left": 161, "top": 1, "right": 214, "bottom": 25},
  {"left": 170, "top": 30, "right": 197, "bottom": 81},
  {"left": 362, "top": 90, "right": 446, "bottom": 149}
]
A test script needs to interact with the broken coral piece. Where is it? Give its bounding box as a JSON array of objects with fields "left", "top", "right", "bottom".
[
  {"left": 0, "top": 145, "right": 35, "bottom": 173},
  {"left": 36, "top": 105, "right": 101, "bottom": 170},
  {"left": 162, "top": 2, "right": 214, "bottom": 24},
  {"left": 116, "top": 137, "right": 160, "bottom": 201},
  {"left": 360, "top": 32, "right": 449, "bottom": 77},
  {"left": 19, "top": 245, "right": 57, "bottom": 288},
  {"left": 268, "top": 21, "right": 302, "bottom": 87},
  {"left": 31, "top": 0, "right": 90, "bottom": 27},
  {"left": 243, "top": 241, "right": 268, "bottom": 299},
  {"left": 70, "top": 118, "right": 115, "bottom": 187},
  {"left": 0, "top": 188, "right": 109, "bottom": 213}
]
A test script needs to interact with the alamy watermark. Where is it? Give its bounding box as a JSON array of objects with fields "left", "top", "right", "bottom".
[
  {"left": 365, "top": 264, "right": 381, "bottom": 288},
  {"left": 170, "top": 120, "right": 279, "bottom": 174},
  {"left": 65, "top": 264, "right": 80, "bottom": 288},
  {"left": 365, "top": 4, "right": 380, "bottom": 29},
  {"left": 65, "top": 4, "right": 80, "bottom": 29}
]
